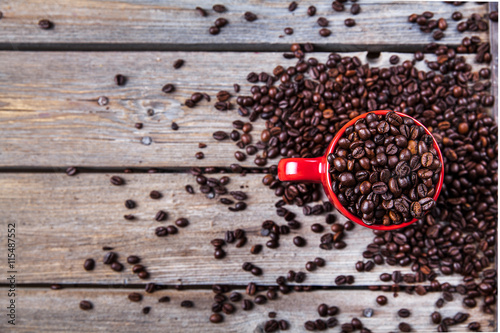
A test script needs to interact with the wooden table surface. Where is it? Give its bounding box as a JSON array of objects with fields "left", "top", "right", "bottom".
[{"left": 0, "top": 1, "right": 497, "bottom": 332}]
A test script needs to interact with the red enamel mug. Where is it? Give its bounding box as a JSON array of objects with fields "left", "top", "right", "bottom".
[{"left": 277, "top": 110, "right": 445, "bottom": 230}]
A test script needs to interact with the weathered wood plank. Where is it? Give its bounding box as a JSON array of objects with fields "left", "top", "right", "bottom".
[
  {"left": 0, "top": 1, "right": 489, "bottom": 51},
  {"left": 0, "top": 51, "right": 493, "bottom": 168},
  {"left": 0, "top": 173, "right": 491, "bottom": 286},
  {"left": 0, "top": 287, "right": 494, "bottom": 332}
]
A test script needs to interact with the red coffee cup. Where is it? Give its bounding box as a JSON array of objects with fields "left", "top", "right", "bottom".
[{"left": 277, "top": 110, "right": 444, "bottom": 230}]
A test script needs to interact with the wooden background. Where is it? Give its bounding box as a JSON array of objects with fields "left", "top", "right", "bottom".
[{"left": 0, "top": 1, "right": 497, "bottom": 332}]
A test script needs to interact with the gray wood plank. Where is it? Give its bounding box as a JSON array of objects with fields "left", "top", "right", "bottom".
[
  {"left": 0, "top": 173, "right": 491, "bottom": 286},
  {"left": 1, "top": 287, "right": 494, "bottom": 332},
  {"left": 0, "top": 0, "right": 490, "bottom": 51},
  {"left": 0, "top": 51, "right": 492, "bottom": 168}
]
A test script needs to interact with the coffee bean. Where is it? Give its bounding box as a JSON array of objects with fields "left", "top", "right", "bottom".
[
  {"left": 452, "top": 11, "right": 462, "bottom": 21},
  {"left": 111, "top": 262, "right": 123, "bottom": 272},
  {"left": 244, "top": 11, "right": 257, "bottom": 22},
  {"left": 288, "top": 1, "right": 297, "bottom": 11},
  {"left": 468, "top": 322, "right": 481, "bottom": 331},
  {"left": 351, "top": 4, "right": 361, "bottom": 15},
  {"left": 162, "top": 84, "right": 175, "bottom": 93},
  {"left": 242, "top": 299, "right": 253, "bottom": 310},
  {"left": 110, "top": 176, "right": 124, "bottom": 186},
  {"left": 345, "top": 18, "right": 356, "bottom": 27},
  {"left": 148, "top": 190, "right": 162, "bottom": 200},
  {"left": 293, "top": 236, "right": 306, "bottom": 247},
  {"left": 114, "top": 74, "right": 126, "bottom": 86},
  {"left": 126, "top": 255, "right": 140, "bottom": 264},
  {"left": 284, "top": 27, "right": 293, "bottom": 35},
  {"left": 335, "top": 275, "right": 346, "bottom": 285},
  {"left": 305, "top": 261, "right": 316, "bottom": 271},
  {"left": 209, "top": 26, "right": 220, "bottom": 35},
  {"left": 213, "top": 4, "right": 226, "bottom": 13},
  {"left": 123, "top": 199, "right": 135, "bottom": 209},
  {"left": 317, "top": 17, "right": 329, "bottom": 27},
  {"left": 128, "top": 293, "right": 142, "bottom": 302},
  {"left": 304, "top": 321, "right": 317, "bottom": 331},
  {"left": 376, "top": 295, "right": 387, "bottom": 305},
  {"left": 398, "top": 308, "right": 410, "bottom": 318},
  {"left": 264, "top": 320, "right": 279, "bottom": 332},
  {"left": 307, "top": 6, "right": 316, "bottom": 16},
  {"left": 279, "top": 320, "right": 289, "bottom": 330},
  {"left": 214, "top": 17, "right": 228, "bottom": 28},
  {"left": 399, "top": 322, "right": 411, "bottom": 332},
  {"left": 38, "top": 19, "right": 53, "bottom": 29},
  {"left": 319, "top": 28, "right": 331, "bottom": 37},
  {"left": 83, "top": 258, "right": 95, "bottom": 271},
  {"left": 103, "top": 252, "right": 117, "bottom": 265},
  {"left": 79, "top": 300, "right": 92, "bottom": 310},
  {"left": 332, "top": 1, "right": 344, "bottom": 11},
  {"left": 195, "top": 7, "right": 207, "bottom": 17},
  {"left": 180, "top": 300, "right": 194, "bottom": 308},
  {"left": 213, "top": 131, "right": 228, "bottom": 141},
  {"left": 155, "top": 210, "right": 167, "bottom": 222},
  {"left": 389, "top": 55, "right": 400, "bottom": 64},
  {"left": 175, "top": 218, "right": 189, "bottom": 228}
]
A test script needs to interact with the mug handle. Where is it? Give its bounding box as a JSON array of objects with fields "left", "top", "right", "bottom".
[{"left": 277, "top": 157, "right": 326, "bottom": 183}]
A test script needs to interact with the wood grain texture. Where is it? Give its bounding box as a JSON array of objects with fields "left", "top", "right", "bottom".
[
  {"left": 0, "top": 51, "right": 492, "bottom": 168},
  {"left": 0, "top": 173, "right": 492, "bottom": 286},
  {"left": 1, "top": 287, "right": 494, "bottom": 332},
  {"left": 0, "top": 0, "right": 489, "bottom": 51}
]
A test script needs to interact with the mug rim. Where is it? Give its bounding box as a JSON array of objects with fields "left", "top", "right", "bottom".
[{"left": 322, "top": 110, "right": 445, "bottom": 230}]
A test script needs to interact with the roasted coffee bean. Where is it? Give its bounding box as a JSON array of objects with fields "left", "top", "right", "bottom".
[
  {"left": 319, "top": 28, "right": 331, "bottom": 37},
  {"left": 264, "top": 320, "right": 279, "bottom": 332},
  {"left": 398, "top": 308, "right": 410, "bottom": 318},
  {"left": 38, "top": 19, "right": 53, "bottom": 29},
  {"left": 213, "top": 4, "right": 226, "bottom": 12},
  {"left": 125, "top": 199, "right": 136, "bottom": 209},
  {"left": 242, "top": 299, "right": 253, "bottom": 311},
  {"left": 307, "top": 6, "right": 317, "bottom": 16},
  {"left": 79, "top": 300, "right": 92, "bottom": 310},
  {"left": 452, "top": 11, "right": 462, "bottom": 21},
  {"left": 150, "top": 190, "right": 162, "bottom": 199},
  {"left": 399, "top": 322, "right": 411, "bottom": 332},
  {"left": 110, "top": 176, "right": 124, "bottom": 186},
  {"left": 128, "top": 293, "right": 142, "bottom": 302},
  {"left": 254, "top": 295, "right": 267, "bottom": 304},
  {"left": 345, "top": 18, "right": 356, "bottom": 27},
  {"left": 376, "top": 295, "right": 387, "bottom": 305},
  {"left": 111, "top": 262, "right": 123, "bottom": 272},
  {"left": 304, "top": 321, "right": 317, "bottom": 331},
  {"left": 172, "top": 59, "right": 184, "bottom": 69},
  {"left": 114, "top": 74, "right": 127, "bottom": 86},
  {"left": 155, "top": 210, "right": 167, "bottom": 221},
  {"left": 293, "top": 236, "right": 306, "bottom": 247},
  {"left": 210, "top": 313, "right": 223, "bottom": 323},
  {"left": 103, "top": 252, "right": 117, "bottom": 265},
  {"left": 66, "top": 166, "right": 78, "bottom": 176},
  {"left": 288, "top": 1, "right": 297, "bottom": 11},
  {"left": 244, "top": 11, "right": 257, "bottom": 22},
  {"left": 175, "top": 218, "right": 189, "bottom": 228},
  {"left": 83, "top": 258, "right": 95, "bottom": 271},
  {"left": 335, "top": 275, "right": 346, "bottom": 285},
  {"left": 317, "top": 17, "right": 329, "bottom": 27},
  {"left": 180, "top": 300, "right": 194, "bottom": 308},
  {"left": 431, "top": 311, "right": 442, "bottom": 324},
  {"left": 162, "top": 84, "right": 175, "bottom": 93},
  {"left": 332, "top": 1, "right": 344, "bottom": 11}
]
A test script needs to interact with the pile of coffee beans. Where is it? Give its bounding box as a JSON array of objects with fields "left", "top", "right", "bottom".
[{"left": 328, "top": 111, "right": 442, "bottom": 226}]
